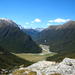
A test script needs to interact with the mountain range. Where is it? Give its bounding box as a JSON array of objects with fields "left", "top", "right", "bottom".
[
  {"left": 0, "top": 18, "right": 75, "bottom": 72},
  {"left": 0, "top": 18, "right": 42, "bottom": 53},
  {"left": 24, "top": 21, "right": 75, "bottom": 61},
  {"left": 34, "top": 21, "right": 75, "bottom": 53}
]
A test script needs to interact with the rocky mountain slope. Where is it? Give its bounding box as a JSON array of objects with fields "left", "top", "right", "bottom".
[
  {"left": 11, "top": 58, "right": 75, "bottom": 75},
  {"left": 0, "top": 18, "right": 42, "bottom": 53}
]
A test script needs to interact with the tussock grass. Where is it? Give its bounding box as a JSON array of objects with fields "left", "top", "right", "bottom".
[{"left": 15, "top": 53, "right": 55, "bottom": 62}]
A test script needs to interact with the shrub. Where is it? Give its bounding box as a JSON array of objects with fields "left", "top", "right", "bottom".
[{"left": 12, "top": 69, "right": 37, "bottom": 75}]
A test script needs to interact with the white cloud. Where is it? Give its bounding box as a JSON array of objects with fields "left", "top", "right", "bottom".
[
  {"left": 48, "top": 18, "right": 70, "bottom": 23},
  {"left": 33, "top": 18, "right": 41, "bottom": 23}
]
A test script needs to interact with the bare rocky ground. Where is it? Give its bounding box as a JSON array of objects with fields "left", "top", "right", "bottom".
[{"left": 10, "top": 58, "right": 75, "bottom": 75}]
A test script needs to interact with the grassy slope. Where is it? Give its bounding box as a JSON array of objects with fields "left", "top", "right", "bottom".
[
  {"left": 0, "top": 52, "right": 33, "bottom": 70},
  {"left": 46, "top": 51, "right": 75, "bottom": 62}
]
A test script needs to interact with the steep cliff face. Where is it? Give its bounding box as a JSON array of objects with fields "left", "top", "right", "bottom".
[{"left": 0, "top": 18, "right": 42, "bottom": 53}]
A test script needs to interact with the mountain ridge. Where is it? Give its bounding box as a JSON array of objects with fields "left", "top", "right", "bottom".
[
  {"left": 33, "top": 21, "right": 75, "bottom": 53},
  {"left": 0, "top": 18, "right": 42, "bottom": 53}
]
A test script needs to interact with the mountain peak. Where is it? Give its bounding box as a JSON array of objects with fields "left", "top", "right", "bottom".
[
  {"left": 63, "top": 20, "right": 75, "bottom": 27},
  {"left": 0, "top": 18, "right": 13, "bottom": 23},
  {"left": 0, "top": 18, "right": 18, "bottom": 27}
]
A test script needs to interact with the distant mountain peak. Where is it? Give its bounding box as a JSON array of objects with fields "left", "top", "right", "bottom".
[
  {"left": 0, "top": 18, "right": 17, "bottom": 27},
  {"left": 63, "top": 20, "right": 75, "bottom": 26},
  {"left": 47, "top": 20, "right": 75, "bottom": 30},
  {"left": 0, "top": 18, "right": 13, "bottom": 23},
  {"left": 62, "top": 20, "right": 75, "bottom": 28},
  {"left": 66, "top": 20, "right": 75, "bottom": 23},
  {"left": 35, "top": 28, "right": 44, "bottom": 32}
]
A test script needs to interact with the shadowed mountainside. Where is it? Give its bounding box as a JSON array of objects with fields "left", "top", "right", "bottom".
[
  {"left": 0, "top": 18, "right": 42, "bottom": 53},
  {"left": 35, "top": 21, "right": 75, "bottom": 53},
  {"left": 0, "top": 46, "right": 33, "bottom": 70}
]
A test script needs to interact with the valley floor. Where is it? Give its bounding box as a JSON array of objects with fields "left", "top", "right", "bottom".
[
  {"left": 14, "top": 44, "right": 55, "bottom": 62},
  {"left": 15, "top": 53, "right": 55, "bottom": 62}
]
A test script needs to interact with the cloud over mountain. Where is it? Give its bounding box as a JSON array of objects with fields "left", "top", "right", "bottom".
[{"left": 48, "top": 18, "right": 70, "bottom": 23}]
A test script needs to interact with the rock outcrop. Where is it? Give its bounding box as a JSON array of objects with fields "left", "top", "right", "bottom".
[{"left": 11, "top": 58, "right": 75, "bottom": 75}]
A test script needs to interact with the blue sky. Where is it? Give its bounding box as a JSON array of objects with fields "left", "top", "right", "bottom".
[{"left": 0, "top": 0, "right": 74, "bottom": 28}]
